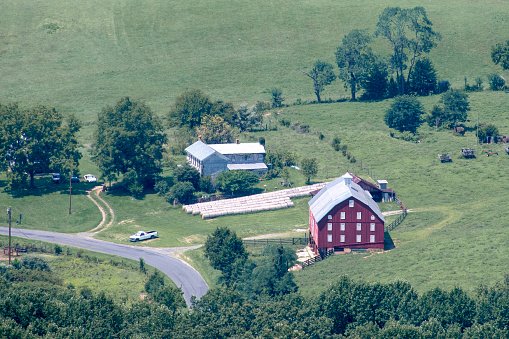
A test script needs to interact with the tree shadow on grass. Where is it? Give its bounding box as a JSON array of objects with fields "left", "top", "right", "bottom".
[
  {"left": 3, "top": 175, "right": 93, "bottom": 198},
  {"left": 384, "top": 232, "right": 395, "bottom": 251}
]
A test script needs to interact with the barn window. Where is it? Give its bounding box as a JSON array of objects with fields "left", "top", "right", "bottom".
[
  {"left": 357, "top": 212, "right": 362, "bottom": 220},
  {"left": 340, "top": 223, "right": 345, "bottom": 231},
  {"left": 340, "top": 235, "right": 345, "bottom": 243},
  {"left": 371, "top": 215, "right": 375, "bottom": 220},
  {"left": 340, "top": 212, "right": 345, "bottom": 220},
  {"left": 370, "top": 223, "right": 375, "bottom": 232},
  {"left": 356, "top": 223, "right": 361, "bottom": 231},
  {"left": 349, "top": 200, "right": 354, "bottom": 207},
  {"left": 328, "top": 215, "right": 332, "bottom": 220},
  {"left": 370, "top": 235, "right": 375, "bottom": 243},
  {"left": 328, "top": 234, "right": 333, "bottom": 243},
  {"left": 327, "top": 223, "right": 332, "bottom": 231},
  {"left": 356, "top": 235, "right": 361, "bottom": 243}
]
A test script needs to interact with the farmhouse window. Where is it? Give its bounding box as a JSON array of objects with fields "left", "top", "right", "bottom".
[
  {"left": 328, "top": 215, "right": 332, "bottom": 220},
  {"left": 340, "top": 235, "right": 345, "bottom": 243},
  {"left": 349, "top": 200, "right": 354, "bottom": 207},
  {"left": 328, "top": 234, "right": 333, "bottom": 243},
  {"left": 370, "top": 235, "right": 375, "bottom": 243},
  {"left": 327, "top": 223, "right": 332, "bottom": 231},
  {"left": 371, "top": 215, "right": 375, "bottom": 220},
  {"left": 340, "top": 212, "right": 345, "bottom": 220},
  {"left": 356, "top": 235, "right": 361, "bottom": 243},
  {"left": 357, "top": 212, "right": 362, "bottom": 220},
  {"left": 356, "top": 223, "right": 361, "bottom": 231},
  {"left": 370, "top": 223, "right": 375, "bottom": 232},
  {"left": 340, "top": 223, "right": 345, "bottom": 231}
]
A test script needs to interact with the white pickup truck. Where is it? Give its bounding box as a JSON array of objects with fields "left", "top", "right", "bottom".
[{"left": 129, "top": 231, "right": 158, "bottom": 242}]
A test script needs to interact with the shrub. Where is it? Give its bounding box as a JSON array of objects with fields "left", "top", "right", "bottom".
[
  {"left": 487, "top": 73, "right": 506, "bottom": 91},
  {"left": 259, "top": 137, "right": 265, "bottom": 146},
  {"left": 154, "top": 180, "right": 170, "bottom": 196},
  {"left": 331, "top": 137, "right": 341, "bottom": 151},
  {"left": 54, "top": 245, "right": 62, "bottom": 255},
  {"left": 436, "top": 80, "right": 451, "bottom": 94},
  {"left": 270, "top": 88, "right": 284, "bottom": 108},
  {"left": 478, "top": 124, "right": 499, "bottom": 143},
  {"left": 199, "top": 175, "right": 214, "bottom": 193},
  {"left": 166, "top": 181, "right": 195, "bottom": 204},
  {"left": 174, "top": 164, "right": 200, "bottom": 189},
  {"left": 22, "top": 256, "right": 50, "bottom": 271}
]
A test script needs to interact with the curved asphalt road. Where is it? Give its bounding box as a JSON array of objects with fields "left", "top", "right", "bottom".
[{"left": 0, "top": 227, "right": 208, "bottom": 306}]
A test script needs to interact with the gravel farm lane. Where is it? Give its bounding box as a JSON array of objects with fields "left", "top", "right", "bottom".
[{"left": 0, "top": 227, "right": 208, "bottom": 306}]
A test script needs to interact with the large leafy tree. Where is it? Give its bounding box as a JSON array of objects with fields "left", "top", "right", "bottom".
[
  {"left": 361, "top": 59, "right": 389, "bottom": 100},
  {"left": 384, "top": 95, "right": 425, "bottom": 133},
  {"left": 408, "top": 57, "right": 437, "bottom": 96},
  {"left": 168, "top": 89, "right": 211, "bottom": 129},
  {"left": 204, "top": 227, "right": 248, "bottom": 284},
  {"left": 301, "top": 157, "right": 318, "bottom": 184},
  {"left": 215, "top": 170, "right": 259, "bottom": 195},
  {"left": 440, "top": 89, "right": 470, "bottom": 128},
  {"left": 92, "top": 97, "right": 166, "bottom": 194},
  {"left": 335, "top": 30, "right": 374, "bottom": 100},
  {"left": 195, "top": 115, "right": 236, "bottom": 144},
  {"left": 376, "top": 7, "right": 441, "bottom": 94},
  {"left": 301, "top": 60, "right": 336, "bottom": 102},
  {"left": 491, "top": 40, "right": 509, "bottom": 70},
  {"left": 0, "top": 103, "right": 82, "bottom": 188}
]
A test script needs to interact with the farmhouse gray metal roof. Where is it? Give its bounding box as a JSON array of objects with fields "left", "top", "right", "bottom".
[
  {"left": 309, "top": 173, "right": 385, "bottom": 223},
  {"left": 185, "top": 140, "right": 228, "bottom": 161},
  {"left": 209, "top": 143, "right": 266, "bottom": 155}
]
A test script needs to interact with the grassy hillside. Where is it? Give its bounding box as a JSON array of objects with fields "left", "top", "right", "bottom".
[
  {"left": 2, "top": 0, "right": 509, "bottom": 294},
  {"left": 1, "top": 0, "right": 508, "bottom": 119}
]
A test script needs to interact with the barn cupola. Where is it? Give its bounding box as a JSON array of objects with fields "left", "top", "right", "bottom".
[{"left": 344, "top": 172, "right": 353, "bottom": 186}]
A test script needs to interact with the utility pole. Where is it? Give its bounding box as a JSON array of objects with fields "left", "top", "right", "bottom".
[
  {"left": 7, "top": 206, "right": 11, "bottom": 265},
  {"left": 69, "top": 170, "right": 72, "bottom": 215}
]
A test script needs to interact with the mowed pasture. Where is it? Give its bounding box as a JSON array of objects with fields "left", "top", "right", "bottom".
[
  {"left": 1, "top": 0, "right": 508, "bottom": 118},
  {"left": 1, "top": 0, "right": 509, "bottom": 294}
]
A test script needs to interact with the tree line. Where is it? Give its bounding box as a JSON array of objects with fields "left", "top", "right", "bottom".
[{"left": 3, "top": 250, "right": 509, "bottom": 338}]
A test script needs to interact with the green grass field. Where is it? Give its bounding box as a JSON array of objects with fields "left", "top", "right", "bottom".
[{"left": 2, "top": 0, "right": 509, "bottom": 295}]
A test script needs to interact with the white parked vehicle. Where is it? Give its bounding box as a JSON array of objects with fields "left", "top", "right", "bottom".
[
  {"left": 84, "top": 174, "right": 97, "bottom": 182},
  {"left": 129, "top": 231, "right": 158, "bottom": 242}
]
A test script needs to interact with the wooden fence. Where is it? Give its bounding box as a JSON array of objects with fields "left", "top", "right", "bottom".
[
  {"left": 243, "top": 236, "right": 308, "bottom": 247},
  {"left": 300, "top": 248, "right": 334, "bottom": 269},
  {"left": 384, "top": 197, "right": 407, "bottom": 232}
]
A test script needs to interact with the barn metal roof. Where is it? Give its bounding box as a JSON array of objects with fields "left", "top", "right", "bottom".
[
  {"left": 227, "top": 163, "right": 268, "bottom": 171},
  {"left": 185, "top": 141, "right": 228, "bottom": 161},
  {"left": 308, "top": 173, "right": 385, "bottom": 223},
  {"left": 209, "top": 143, "right": 266, "bottom": 155}
]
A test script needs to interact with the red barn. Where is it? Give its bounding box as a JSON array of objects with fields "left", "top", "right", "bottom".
[{"left": 308, "top": 173, "right": 385, "bottom": 255}]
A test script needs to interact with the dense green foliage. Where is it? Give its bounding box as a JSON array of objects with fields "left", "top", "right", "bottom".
[
  {"left": 92, "top": 97, "right": 166, "bottom": 196},
  {"left": 169, "top": 89, "right": 212, "bottom": 129},
  {"left": 478, "top": 124, "right": 499, "bottom": 144},
  {"left": 6, "top": 258, "right": 509, "bottom": 338},
  {"left": 375, "top": 7, "right": 441, "bottom": 95},
  {"left": 408, "top": 58, "right": 438, "bottom": 96},
  {"left": 384, "top": 96, "right": 425, "bottom": 133},
  {"left": 174, "top": 164, "right": 200, "bottom": 190},
  {"left": 166, "top": 181, "right": 195, "bottom": 204},
  {"left": 335, "top": 30, "right": 374, "bottom": 101},
  {"left": 195, "top": 115, "right": 236, "bottom": 144},
  {"left": 204, "top": 227, "right": 248, "bottom": 284},
  {"left": 0, "top": 104, "right": 81, "bottom": 188},
  {"left": 215, "top": 170, "right": 259, "bottom": 195},
  {"left": 300, "top": 157, "right": 319, "bottom": 184},
  {"left": 491, "top": 40, "right": 509, "bottom": 70}
]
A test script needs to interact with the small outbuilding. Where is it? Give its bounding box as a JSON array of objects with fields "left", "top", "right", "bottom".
[{"left": 308, "top": 173, "right": 385, "bottom": 256}]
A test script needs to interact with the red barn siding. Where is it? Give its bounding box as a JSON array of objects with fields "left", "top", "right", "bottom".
[{"left": 310, "top": 197, "right": 384, "bottom": 252}]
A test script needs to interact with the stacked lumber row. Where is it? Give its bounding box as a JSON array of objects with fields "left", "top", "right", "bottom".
[{"left": 183, "top": 182, "right": 327, "bottom": 219}]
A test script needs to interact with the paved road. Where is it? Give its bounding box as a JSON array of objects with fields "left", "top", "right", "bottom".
[{"left": 0, "top": 227, "right": 208, "bottom": 306}]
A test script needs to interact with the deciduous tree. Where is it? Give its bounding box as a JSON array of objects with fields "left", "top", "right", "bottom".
[
  {"left": 301, "top": 61, "right": 336, "bottom": 102},
  {"left": 491, "top": 40, "right": 509, "bottom": 70},
  {"left": 335, "top": 29, "right": 374, "bottom": 100},
  {"left": 168, "top": 89, "right": 211, "bottom": 129},
  {"left": 215, "top": 170, "right": 259, "bottom": 195},
  {"left": 195, "top": 115, "right": 236, "bottom": 144},
  {"left": 384, "top": 95, "right": 425, "bottom": 133},
  {"left": 301, "top": 158, "right": 318, "bottom": 184},
  {"left": 92, "top": 97, "right": 166, "bottom": 195},
  {"left": 376, "top": 7, "right": 441, "bottom": 94},
  {"left": 0, "top": 103, "right": 82, "bottom": 188}
]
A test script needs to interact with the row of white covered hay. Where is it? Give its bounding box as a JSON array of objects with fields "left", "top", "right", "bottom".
[
  {"left": 183, "top": 182, "right": 328, "bottom": 217},
  {"left": 201, "top": 200, "right": 295, "bottom": 219},
  {"left": 193, "top": 196, "right": 293, "bottom": 216}
]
